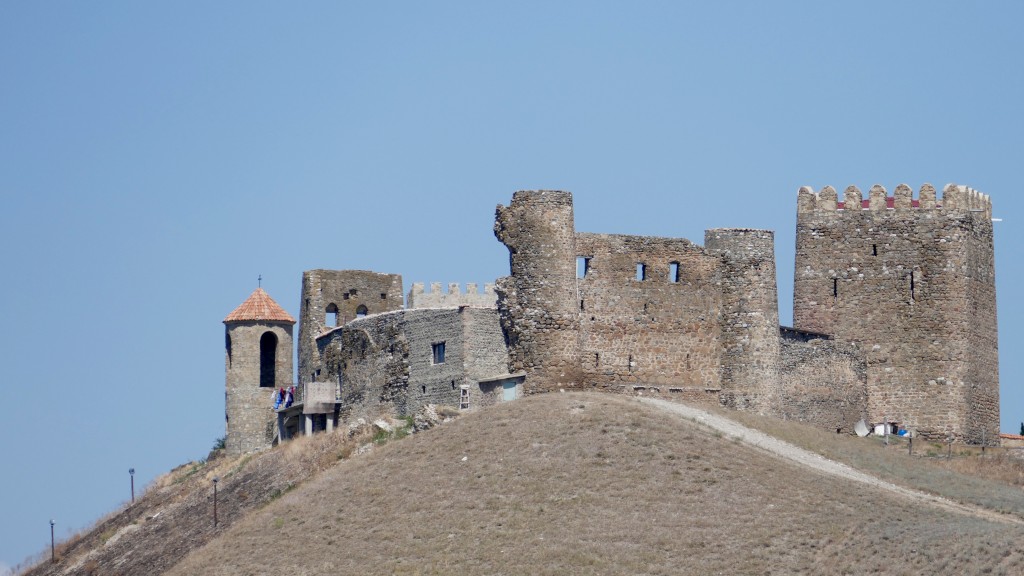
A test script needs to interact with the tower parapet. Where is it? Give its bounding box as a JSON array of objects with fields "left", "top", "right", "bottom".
[
  {"left": 793, "top": 183, "right": 998, "bottom": 443},
  {"left": 407, "top": 281, "right": 497, "bottom": 309}
]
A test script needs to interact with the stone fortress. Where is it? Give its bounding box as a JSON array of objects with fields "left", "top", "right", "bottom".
[{"left": 223, "top": 185, "right": 999, "bottom": 455}]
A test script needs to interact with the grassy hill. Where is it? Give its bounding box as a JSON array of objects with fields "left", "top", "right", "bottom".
[{"left": 23, "top": 393, "right": 1024, "bottom": 575}]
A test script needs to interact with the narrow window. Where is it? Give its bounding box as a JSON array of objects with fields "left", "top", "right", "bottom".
[
  {"left": 432, "top": 342, "right": 446, "bottom": 364},
  {"left": 595, "top": 352, "right": 600, "bottom": 367},
  {"left": 833, "top": 278, "right": 838, "bottom": 300},
  {"left": 326, "top": 303, "right": 339, "bottom": 326},
  {"left": 872, "top": 244, "right": 878, "bottom": 256},
  {"left": 356, "top": 305, "right": 368, "bottom": 318},
  {"left": 636, "top": 263, "right": 646, "bottom": 281},
  {"left": 669, "top": 262, "right": 680, "bottom": 283},
  {"left": 421, "top": 385, "right": 427, "bottom": 394},
  {"left": 576, "top": 256, "right": 591, "bottom": 279},
  {"left": 580, "top": 299, "right": 585, "bottom": 311},
  {"left": 259, "top": 331, "right": 278, "bottom": 388},
  {"left": 910, "top": 271, "right": 915, "bottom": 302},
  {"left": 451, "top": 380, "right": 456, "bottom": 390},
  {"left": 460, "top": 386, "right": 470, "bottom": 409},
  {"left": 628, "top": 354, "right": 635, "bottom": 372}
]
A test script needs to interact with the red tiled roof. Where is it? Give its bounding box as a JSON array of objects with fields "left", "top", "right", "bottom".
[{"left": 224, "top": 288, "right": 295, "bottom": 324}]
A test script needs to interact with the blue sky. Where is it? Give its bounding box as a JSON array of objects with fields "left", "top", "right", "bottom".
[{"left": 1, "top": 1, "right": 1021, "bottom": 569}]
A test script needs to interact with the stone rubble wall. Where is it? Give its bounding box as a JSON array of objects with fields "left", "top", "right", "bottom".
[
  {"left": 777, "top": 332, "right": 868, "bottom": 432},
  {"left": 298, "top": 269, "right": 404, "bottom": 388},
  {"left": 574, "top": 232, "right": 723, "bottom": 390}
]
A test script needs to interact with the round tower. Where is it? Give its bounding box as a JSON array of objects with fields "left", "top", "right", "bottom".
[
  {"left": 224, "top": 287, "right": 295, "bottom": 454},
  {"left": 705, "top": 228, "right": 781, "bottom": 411},
  {"left": 494, "top": 190, "right": 580, "bottom": 390}
]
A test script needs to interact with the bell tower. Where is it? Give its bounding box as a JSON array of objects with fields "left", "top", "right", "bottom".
[{"left": 224, "top": 287, "right": 295, "bottom": 454}]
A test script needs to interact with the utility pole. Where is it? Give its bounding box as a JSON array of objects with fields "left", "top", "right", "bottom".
[
  {"left": 213, "top": 477, "right": 220, "bottom": 528},
  {"left": 129, "top": 468, "right": 135, "bottom": 504},
  {"left": 49, "top": 519, "right": 55, "bottom": 563}
]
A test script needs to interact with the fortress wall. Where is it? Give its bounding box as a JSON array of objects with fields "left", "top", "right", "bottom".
[
  {"left": 494, "top": 191, "right": 581, "bottom": 391},
  {"left": 317, "top": 308, "right": 514, "bottom": 424},
  {"left": 298, "top": 270, "right": 403, "bottom": 387},
  {"left": 574, "top": 232, "right": 723, "bottom": 390},
  {"left": 407, "top": 282, "right": 497, "bottom": 309},
  {"left": 705, "top": 229, "right": 781, "bottom": 412},
  {"left": 793, "top": 184, "right": 998, "bottom": 442},
  {"left": 777, "top": 334, "right": 868, "bottom": 432}
]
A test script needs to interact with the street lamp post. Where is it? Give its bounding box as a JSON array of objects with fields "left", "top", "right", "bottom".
[
  {"left": 49, "top": 519, "right": 55, "bottom": 563},
  {"left": 212, "top": 477, "right": 219, "bottom": 528},
  {"left": 129, "top": 468, "right": 135, "bottom": 504}
]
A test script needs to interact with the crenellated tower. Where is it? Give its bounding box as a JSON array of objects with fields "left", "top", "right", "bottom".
[{"left": 793, "top": 184, "right": 998, "bottom": 443}]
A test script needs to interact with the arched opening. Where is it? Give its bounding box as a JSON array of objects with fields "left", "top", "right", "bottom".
[
  {"left": 325, "top": 303, "right": 339, "bottom": 326},
  {"left": 355, "top": 304, "right": 368, "bottom": 318},
  {"left": 260, "top": 332, "right": 278, "bottom": 388}
]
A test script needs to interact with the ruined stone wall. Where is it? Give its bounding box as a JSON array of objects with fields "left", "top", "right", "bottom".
[
  {"left": 778, "top": 331, "right": 868, "bottom": 432},
  {"left": 407, "top": 282, "right": 497, "bottom": 308},
  {"left": 574, "top": 233, "right": 723, "bottom": 391},
  {"left": 316, "top": 307, "right": 514, "bottom": 423},
  {"left": 298, "top": 270, "right": 403, "bottom": 388},
  {"left": 494, "top": 191, "right": 581, "bottom": 391},
  {"left": 705, "top": 229, "right": 781, "bottom": 412},
  {"left": 793, "top": 184, "right": 998, "bottom": 443},
  {"left": 225, "top": 321, "right": 293, "bottom": 454}
]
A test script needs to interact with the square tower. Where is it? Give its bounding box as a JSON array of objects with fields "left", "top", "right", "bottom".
[{"left": 793, "top": 184, "right": 998, "bottom": 443}]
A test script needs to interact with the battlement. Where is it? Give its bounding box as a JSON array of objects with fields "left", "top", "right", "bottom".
[
  {"left": 407, "top": 281, "right": 497, "bottom": 309},
  {"left": 797, "top": 184, "right": 991, "bottom": 218}
]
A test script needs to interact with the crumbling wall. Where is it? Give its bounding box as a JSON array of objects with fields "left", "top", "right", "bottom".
[
  {"left": 793, "top": 183, "right": 998, "bottom": 443},
  {"left": 407, "top": 282, "right": 497, "bottom": 308},
  {"left": 298, "top": 269, "right": 403, "bottom": 388},
  {"left": 574, "top": 233, "right": 723, "bottom": 392},
  {"left": 494, "top": 191, "right": 581, "bottom": 391},
  {"left": 778, "top": 331, "right": 868, "bottom": 432}
]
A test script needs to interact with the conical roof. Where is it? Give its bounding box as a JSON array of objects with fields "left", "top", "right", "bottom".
[{"left": 224, "top": 288, "right": 295, "bottom": 324}]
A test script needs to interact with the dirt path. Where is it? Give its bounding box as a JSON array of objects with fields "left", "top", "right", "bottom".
[{"left": 640, "top": 397, "right": 1023, "bottom": 526}]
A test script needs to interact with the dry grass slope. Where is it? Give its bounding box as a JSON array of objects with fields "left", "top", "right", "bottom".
[{"left": 168, "top": 394, "right": 1024, "bottom": 575}]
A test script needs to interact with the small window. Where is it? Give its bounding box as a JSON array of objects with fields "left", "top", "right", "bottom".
[
  {"left": 872, "top": 244, "right": 878, "bottom": 256},
  {"left": 432, "top": 342, "right": 446, "bottom": 364},
  {"left": 343, "top": 293, "right": 350, "bottom": 300},
  {"left": 451, "top": 380, "right": 456, "bottom": 390},
  {"left": 350, "top": 289, "right": 358, "bottom": 296},
  {"left": 421, "top": 385, "right": 427, "bottom": 394},
  {"left": 833, "top": 278, "right": 838, "bottom": 300},
  {"left": 460, "top": 386, "right": 470, "bottom": 410},
  {"left": 326, "top": 303, "right": 339, "bottom": 326},
  {"left": 636, "top": 263, "right": 646, "bottom": 281},
  {"left": 576, "top": 256, "right": 591, "bottom": 279},
  {"left": 669, "top": 262, "right": 680, "bottom": 283},
  {"left": 909, "top": 271, "right": 916, "bottom": 302},
  {"left": 380, "top": 293, "right": 387, "bottom": 300},
  {"left": 356, "top": 305, "right": 368, "bottom": 318}
]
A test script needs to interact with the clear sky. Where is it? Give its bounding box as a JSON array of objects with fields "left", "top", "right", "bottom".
[{"left": 1, "top": 1, "right": 1021, "bottom": 570}]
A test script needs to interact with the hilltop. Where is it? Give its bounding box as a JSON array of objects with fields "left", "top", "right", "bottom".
[{"left": 23, "top": 393, "right": 1024, "bottom": 575}]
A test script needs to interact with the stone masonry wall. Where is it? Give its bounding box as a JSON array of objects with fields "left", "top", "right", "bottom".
[
  {"left": 407, "top": 282, "right": 497, "bottom": 308},
  {"left": 494, "top": 191, "right": 581, "bottom": 391},
  {"left": 793, "top": 184, "right": 998, "bottom": 443},
  {"left": 705, "top": 229, "right": 782, "bottom": 412},
  {"left": 316, "top": 307, "right": 513, "bottom": 424},
  {"left": 778, "top": 331, "right": 868, "bottom": 432},
  {"left": 225, "top": 321, "right": 293, "bottom": 454},
  {"left": 574, "top": 232, "right": 723, "bottom": 391},
  {"left": 298, "top": 269, "right": 403, "bottom": 389}
]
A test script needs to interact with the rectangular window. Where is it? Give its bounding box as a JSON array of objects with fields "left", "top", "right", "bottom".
[
  {"left": 636, "top": 263, "right": 646, "bottom": 281},
  {"left": 432, "top": 342, "right": 446, "bottom": 364},
  {"left": 460, "top": 386, "right": 470, "bottom": 409},
  {"left": 576, "top": 256, "right": 591, "bottom": 279},
  {"left": 669, "top": 262, "right": 680, "bottom": 283}
]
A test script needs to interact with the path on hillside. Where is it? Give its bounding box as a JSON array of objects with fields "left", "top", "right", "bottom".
[{"left": 639, "top": 397, "right": 1023, "bottom": 526}]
